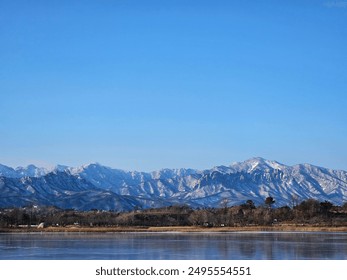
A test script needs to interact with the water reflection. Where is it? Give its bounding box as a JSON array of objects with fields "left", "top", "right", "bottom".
[{"left": 1, "top": 232, "right": 347, "bottom": 260}]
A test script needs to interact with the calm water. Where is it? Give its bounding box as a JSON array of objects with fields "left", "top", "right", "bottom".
[{"left": 1, "top": 232, "right": 347, "bottom": 260}]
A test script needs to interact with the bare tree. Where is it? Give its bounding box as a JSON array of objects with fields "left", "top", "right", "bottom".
[{"left": 265, "top": 196, "right": 275, "bottom": 209}]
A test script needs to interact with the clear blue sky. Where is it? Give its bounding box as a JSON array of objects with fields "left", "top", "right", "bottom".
[{"left": 1, "top": 0, "right": 347, "bottom": 171}]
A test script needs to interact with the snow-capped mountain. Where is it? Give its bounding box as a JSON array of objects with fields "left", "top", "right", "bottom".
[
  {"left": 0, "top": 164, "right": 52, "bottom": 178},
  {"left": 1, "top": 158, "right": 347, "bottom": 211},
  {"left": 0, "top": 171, "right": 140, "bottom": 211},
  {"left": 0, "top": 164, "right": 18, "bottom": 178}
]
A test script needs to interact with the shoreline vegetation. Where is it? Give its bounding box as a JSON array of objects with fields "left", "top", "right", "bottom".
[
  {"left": 2, "top": 225, "right": 347, "bottom": 233},
  {"left": 2, "top": 197, "right": 347, "bottom": 233}
]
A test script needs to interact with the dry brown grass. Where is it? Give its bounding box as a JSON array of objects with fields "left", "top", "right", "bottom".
[{"left": 2, "top": 225, "right": 347, "bottom": 233}]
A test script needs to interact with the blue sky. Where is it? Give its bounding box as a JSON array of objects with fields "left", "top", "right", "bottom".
[{"left": 1, "top": 0, "right": 347, "bottom": 171}]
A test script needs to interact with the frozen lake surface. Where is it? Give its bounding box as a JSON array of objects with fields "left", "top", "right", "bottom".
[{"left": 1, "top": 231, "right": 347, "bottom": 260}]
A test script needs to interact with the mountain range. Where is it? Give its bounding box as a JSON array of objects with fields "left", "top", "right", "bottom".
[{"left": 1, "top": 157, "right": 347, "bottom": 211}]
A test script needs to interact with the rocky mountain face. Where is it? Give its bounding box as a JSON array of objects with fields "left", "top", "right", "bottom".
[{"left": 1, "top": 158, "right": 347, "bottom": 211}]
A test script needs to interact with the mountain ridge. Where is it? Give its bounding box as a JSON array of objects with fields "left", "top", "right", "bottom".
[{"left": 1, "top": 158, "right": 347, "bottom": 211}]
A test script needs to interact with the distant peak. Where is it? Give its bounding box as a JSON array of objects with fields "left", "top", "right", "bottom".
[
  {"left": 55, "top": 164, "right": 69, "bottom": 172},
  {"left": 15, "top": 164, "right": 37, "bottom": 171},
  {"left": 82, "top": 162, "right": 103, "bottom": 169},
  {"left": 0, "top": 163, "right": 13, "bottom": 169},
  {"left": 246, "top": 157, "right": 284, "bottom": 166},
  {"left": 230, "top": 157, "right": 287, "bottom": 172},
  {"left": 246, "top": 157, "right": 261, "bottom": 164},
  {"left": 26, "top": 164, "right": 38, "bottom": 169},
  {"left": 231, "top": 157, "right": 264, "bottom": 165},
  {"left": 249, "top": 156, "right": 266, "bottom": 162}
]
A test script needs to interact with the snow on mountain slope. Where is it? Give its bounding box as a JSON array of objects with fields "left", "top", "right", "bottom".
[
  {"left": 67, "top": 163, "right": 152, "bottom": 195},
  {"left": 0, "top": 164, "right": 52, "bottom": 178},
  {"left": 1, "top": 158, "right": 347, "bottom": 210},
  {"left": 15, "top": 164, "right": 50, "bottom": 178},
  {"left": 0, "top": 171, "right": 141, "bottom": 211},
  {"left": 0, "top": 164, "right": 18, "bottom": 178}
]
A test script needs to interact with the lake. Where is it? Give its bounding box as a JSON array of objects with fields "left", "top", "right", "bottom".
[{"left": 1, "top": 231, "right": 347, "bottom": 260}]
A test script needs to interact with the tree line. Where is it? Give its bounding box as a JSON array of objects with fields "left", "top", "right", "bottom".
[{"left": 1, "top": 198, "right": 347, "bottom": 228}]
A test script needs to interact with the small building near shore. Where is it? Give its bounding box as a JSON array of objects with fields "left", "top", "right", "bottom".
[{"left": 37, "top": 222, "right": 45, "bottom": 229}]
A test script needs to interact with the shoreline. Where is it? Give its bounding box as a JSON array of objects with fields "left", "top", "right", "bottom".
[{"left": 2, "top": 225, "right": 347, "bottom": 233}]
